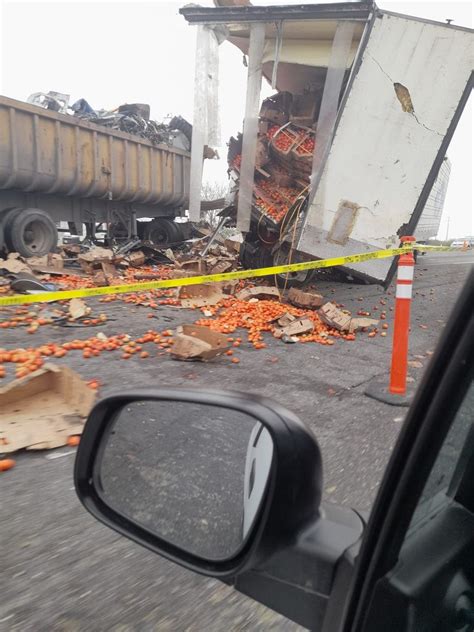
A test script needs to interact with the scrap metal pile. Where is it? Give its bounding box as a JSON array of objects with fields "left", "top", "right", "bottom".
[
  {"left": 27, "top": 91, "right": 192, "bottom": 149},
  {"left": 228, "top": 91, "right": 317, "bottom": 226}
]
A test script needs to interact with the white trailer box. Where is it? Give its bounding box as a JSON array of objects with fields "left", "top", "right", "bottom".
[{"left": 181, "top": 2, "right": 472, "bottom": 285}]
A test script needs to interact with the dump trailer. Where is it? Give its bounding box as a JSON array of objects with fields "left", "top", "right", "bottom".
[
  {"left": 0, "top": 95, "right": 191, "bottom": 257},
  {"left": 181, "top": 2, "right": 473, "bottom": 286}
]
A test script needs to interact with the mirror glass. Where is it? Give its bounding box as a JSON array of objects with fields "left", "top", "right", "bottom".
[{"left": 98, "top": 400, "right": 274, "bottom": 561}]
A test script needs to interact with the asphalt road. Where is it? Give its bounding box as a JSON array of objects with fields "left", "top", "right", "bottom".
[{"left": 1, "top": 251, "right": 472, "bottom": 631}]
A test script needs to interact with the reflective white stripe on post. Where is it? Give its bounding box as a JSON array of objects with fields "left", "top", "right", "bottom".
[
  {"left": 397, "top": 265, "right": 415, "bottom": 281},
  {"left": 396, "top": 283, "right": 413, "bottom": 299}
]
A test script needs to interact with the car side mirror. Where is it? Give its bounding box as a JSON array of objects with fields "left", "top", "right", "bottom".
[{"left": 74, "top": 388, "right": 323, "bottom": 578}]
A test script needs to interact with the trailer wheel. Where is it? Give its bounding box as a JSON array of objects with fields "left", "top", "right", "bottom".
[
  {"left": 272, "top": 244, "right": 314, "bottom": 289},
  {"left": 7, "top": 208, "right": 58, "bottom": 257},
  {"left": 239, "top": 237, "right": 273, "bottom": 269},
  {"left": 0, "top": 208, "right": 21, "bottom": 252},
  {"left": 173, "top": 221, "right": 191, "bottom": 242},
  {"left": 144, "top": 218, "right": 180, "bottom": 246},
  {"left": 108, "top": 220, "right": 129, "bottom": 242},
  {"left": 1, "top": 207, "right": 23, "bottom": 247}
]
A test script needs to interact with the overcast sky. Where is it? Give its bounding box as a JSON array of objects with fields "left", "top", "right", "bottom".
[{"left": 0, "top": 0, "right": 472, "bottom": 238}]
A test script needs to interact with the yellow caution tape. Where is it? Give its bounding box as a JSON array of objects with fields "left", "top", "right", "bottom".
[{"left": 0, "top": 243, "right": 460, "bottom": 307}]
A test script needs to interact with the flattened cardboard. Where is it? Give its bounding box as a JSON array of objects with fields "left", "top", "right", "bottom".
[
  {"left": 27, "top": 255, "right": 49, "bottom": 268},
  {"left": 68, "top": 298, "right": 88, "bottom": 320},
  {"left": 236, "top": 286, "right": 280, "bottom": 301},
  {"left": 171, "top": 324, "right": 229, "bottom": 361},
  {"left": 0, "top": 365, "right": 96, "bottom": 453},
  {"left": 288, "top": 287, "right": 323, "bottom": 309},
  {"left": 0, "top": 257, "right": 30, "bottom": 274},
  {"left": 349, "top": 317, "right": 379, "bottom": 333},
  {"left": 179, "top": 284, "right": 224, "bottom": 308},
  {"left": 100, "top": 262, "right": 122, "bottom": 286},
  {"left": 168, "top": 269, "right": 202, "bottom": 279}
]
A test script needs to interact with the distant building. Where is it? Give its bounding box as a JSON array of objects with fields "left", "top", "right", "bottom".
[{"left": 415, "top": 157, "right": 451, "bottom": 242}]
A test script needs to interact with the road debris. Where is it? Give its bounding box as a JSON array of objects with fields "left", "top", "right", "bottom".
[
  {"left": 171, "top": 324, "right": 229, "bottom": 361},
  {"left": 235, "top": 286, "right": 280, "bottom": 301},
  {"left": 319, "top": 303, "right": 352, "bottom": 331},
  {"left": 68, "top": 298, "right": 89, "bottom": 320},
  {"left": 274, "top": 317, "right": 314, "bottom": 338},
  {"left": 178, "top": 285, "right": 225, "bottom": 308},
  {"left": 0, "top": 365, "right": 96, "bottom": 453},
  {"left": 287, "top": 287, "right": 324, "bottom": 309},
  {"left": 0, "top": 458, "right": 16, "bottom": 472}
]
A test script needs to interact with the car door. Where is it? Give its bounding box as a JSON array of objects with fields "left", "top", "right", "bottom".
[{"left": 75, "top": 270, "right": 473, "bottom": 631}]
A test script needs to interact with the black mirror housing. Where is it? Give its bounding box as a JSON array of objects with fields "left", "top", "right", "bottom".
[{"left": 74, "top": 388, "right": 323, "bottom": 578}]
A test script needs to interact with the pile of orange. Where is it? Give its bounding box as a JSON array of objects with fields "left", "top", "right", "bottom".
[{"left": 195, "top": 297, "right": 352, "bottom": 348}]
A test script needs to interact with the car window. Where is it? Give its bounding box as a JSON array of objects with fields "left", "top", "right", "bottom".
[{"left": 408, "top": 380, "right": 474, "bottom": 532}]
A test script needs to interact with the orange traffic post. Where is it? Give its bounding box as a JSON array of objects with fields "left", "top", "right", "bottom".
[
  {"left": 365, "top": 236, "right": 416, "bottom": 406},
  {"left": 389, "top": 236, "right": 416, "bottom": 395}
]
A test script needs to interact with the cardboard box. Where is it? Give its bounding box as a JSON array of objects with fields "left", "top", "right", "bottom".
[
  {"left": 288, "top": 287, "right": 323, "bottom": 309},
  {"left": 319, "top": 303, "right": 352, "bottom": 331},
  {"left": 48, "top": 253, "right": 64, "bottom": 271},
  {"left": 209, "top": 259, "right": 234, "bottom": 275},
  {"left": 236, "top": 286, "right": 280, "bottom": 301},
  {"left": 290, "top": 92, "right": 320, "bottom": 126},
  {"left": 224, "top": 238, "right": 241, "bottom": 255},
  {"left": 178, "top": 284, "right": 224, "bottom": 308},
  {"left": 180, "top": 259, "right": 207, "bottom": 274},
  {"left": 274, "top": 317, "right": 314, "bottom": 338},
  {"left": 78, "top": 247, "right": 116, "bottom": 273},
  {"left": 0, "top": 365, "right": 96, "bottom": 453},
  {"left": 126, "top": 251, "right": 146, "bottom": 267},
  {"left": 260, "top": 104, "right": 288, "bottom": 125},
  {"left": 171, "top": 324, "right": 229, "bottom": 361}
]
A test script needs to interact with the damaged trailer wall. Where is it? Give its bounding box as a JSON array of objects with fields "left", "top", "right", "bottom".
[{"left": 298, "top": 12, "right": 473, "bottom": 282}]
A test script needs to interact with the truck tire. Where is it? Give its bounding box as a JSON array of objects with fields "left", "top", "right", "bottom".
[
  {"left": 0, "top": 207, "right": 22, "bottom": 252},
  {"left": 239, "top": 237, "right": 273, "bottom": 269},
  {"left": 272, "top": 244, "right": 314, "bottom": 289},
  {"left": 1, "top": 207, "right": 23, "bottom": 243},
  {"left": 7, "top": 208, "right": 58, "bottom": 257},
  {"left": 144, "top": 218, "right": 180, "bottom": 246},
  {"left": 108, "top": 220, "right": 129, "bottom": 242}
]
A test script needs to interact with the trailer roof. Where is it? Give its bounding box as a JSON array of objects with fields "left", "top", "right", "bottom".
[
  {"left": 180, "top": 3, "right": 473, "bottom": 34},
  {"left": 180, "top": 2, "right": 374, "bottom": 24}
]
